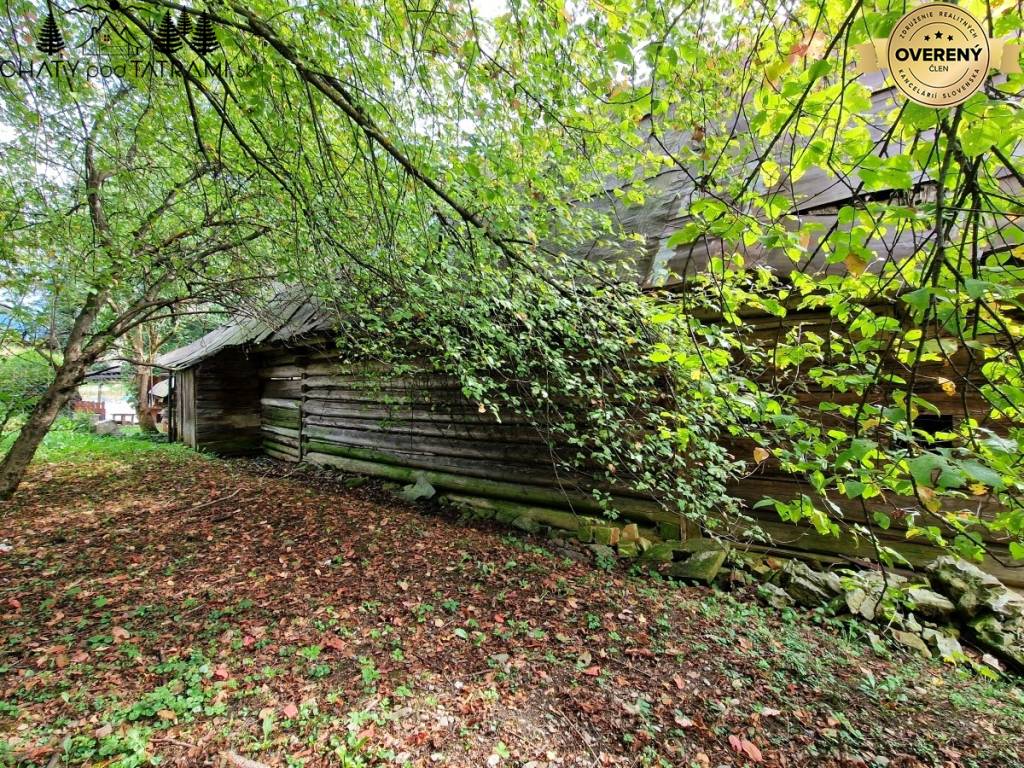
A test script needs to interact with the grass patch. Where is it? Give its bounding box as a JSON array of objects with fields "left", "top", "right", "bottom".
[{"left": 1, "top": 418, "right": 195, "bottom": 465}]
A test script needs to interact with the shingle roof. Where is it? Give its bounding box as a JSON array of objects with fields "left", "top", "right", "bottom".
[{"left": 155, "top": 291, "right": 329, "bottom": 370}]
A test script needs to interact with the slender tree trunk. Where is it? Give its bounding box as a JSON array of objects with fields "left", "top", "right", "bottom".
[
  {"left": 136, "top": 365, "right": 157, "bottom": 433},
  {"left": 0, "top": 362, "right": 84, "bottom": 499}
]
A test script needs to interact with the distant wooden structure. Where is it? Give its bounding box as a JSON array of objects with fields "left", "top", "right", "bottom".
[
  {"left": 71, "top": 400, "right": 105, "bottom": 418},
  {"left": 156, "top": 82, "right": 1023, "bottom": 585}
]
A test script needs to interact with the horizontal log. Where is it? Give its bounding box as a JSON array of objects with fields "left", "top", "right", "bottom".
[
  {"left": 303, "top": 375, "right": 461, "bottom": 390},
  {"left": 260, "top": 397, "right": 300, "bottom": 410},
  {"left": 258, "top": 365, "right": 304, "bottom": 379},
  {"left": 442, "top": 493, "right": 581, "bottom": 531},
  {"left": 265, "top": 446, "right": 299, "bottom": 463},
  {"left": 302, "top": 438, "right": 670, "bottom": 501},
  {"left": 262, "top": 418, "right": 300, "bottom": 433},
  {"left": 728, "top": 474, "right": 1007, "bottom": 544},
  {"left": 262, "top": 406, "right": 300, "bottom": 426},
  {"left": 303, "top": 360, "right": 432, "bottom": 376},
  {"left": 263, "top": 439, "right": 299, "bottom": 456},
  {"left": 260, "top": 424, "right": 300, "bottom": 440},
  {"left": 303, "top": 439, "right": 578, "bottom": 487},
  {"left": 720, "top": 515, "right": 1024, "bottom": 589},
  {"left": 262, "top": 431, "right": 299, "bottom": 448},
  {"left": 303, "top": 451, "right": 684, "bottom": 527},
  {"left": 302, "top": 399, "right": 530, "bottom": 425},
  {"left": 442, "top": 494, "right": 664, "bottom": 543},
  {"left": 257, "top": 352, "right": 302, "bottom": 367},
  {"left": 301, "top": 414, "right": 543, "bottom": 443},
  {"left": 789, "top": 389, "right": 992, "bottom": 415},
  {"left": 263, "top": 378, "right": 303, "bottom": 399},
  {"left": 302, "top": 424, "right": 550, "bottom": 464},
  {"left": 303, "top": 387, "right": 467, "bottom": 406}
]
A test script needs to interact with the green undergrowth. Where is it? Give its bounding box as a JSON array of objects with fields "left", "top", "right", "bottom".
[{"left": 1, "top": 418, "right": 197, "bottom": 466}]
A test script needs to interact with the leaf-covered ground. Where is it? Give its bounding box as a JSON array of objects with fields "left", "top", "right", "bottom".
[{"left": 2, "top": 435, "right": 1023, "bottom": 767}]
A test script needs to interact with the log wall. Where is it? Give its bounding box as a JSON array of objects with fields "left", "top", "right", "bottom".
[
  {"left": 184, "top": 348, "right": 262, "bottom": 455},
  {"left": 250, "top": 344, "right": 1023, "bottom": 586}
]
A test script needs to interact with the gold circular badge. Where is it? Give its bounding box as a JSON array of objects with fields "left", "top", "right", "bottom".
[{"left": 887, "top": 3, "right": 990, "bottom": 107}]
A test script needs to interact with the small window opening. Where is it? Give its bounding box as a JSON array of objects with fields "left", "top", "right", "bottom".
[{"left": 911, "top": 413, "right": 955, "bottom": 449}]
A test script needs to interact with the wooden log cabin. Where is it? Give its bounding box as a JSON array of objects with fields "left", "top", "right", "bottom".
[{"left": 156, "top": 82, "right": 1024, "bottom": 586}]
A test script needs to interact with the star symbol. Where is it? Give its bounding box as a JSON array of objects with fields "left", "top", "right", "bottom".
[
  {"left": 924, "top": 35, "right": 931, "bottom": 41},
  {"left": 934, "top": 31, "right": 944, "bottom": 40}
]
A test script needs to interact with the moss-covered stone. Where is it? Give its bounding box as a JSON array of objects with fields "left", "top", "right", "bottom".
[
  {"left": 892, "top": 629, "right": 932, "bottom": 658},
  {"left": 593, "top": 526, "right": 620, "bottom": 546},
  {"left": 512, "top": 515, "right": 541, "bottom": 533},
  {"left": 620, "top": 523, "right": 640, "bottom": 542},
  {"left": 757, "top": 583, "right": 793, "bottom": 609},
  {"left": 668, "top": 547, "right": 727, "bottom": 584},
  {"left": 929, "top": 556, "right": 1024, "bottom": 620},
  {"left": 677, "top": 538, "right": 726, "bottom": 554},
  {"left": 617, "top": 540, "right": 639, "bottom": 558},
  {"left": 658, "top": 521, "right": 682, "bottom": 540},
  {"left": 494, "top": 510, "right": 519, "bottom": 525},
  {"left": 906, "top": 587, "right": 955, "bottom": 621},
  {"left": 398, "top": 476, "right": 435, "bottom": 502},
  {"left": 641, "top": 542, "right": 679, "bottom": 563}
]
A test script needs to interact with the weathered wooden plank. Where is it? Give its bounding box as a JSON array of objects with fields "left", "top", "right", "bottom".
[
  {"left": 261, "top": 424, "right": 300, "bottom": 440},
  {"left": 728, "top": 473, "right": 1007, "bottom": 544},
  {"left": 302, "top": 424, "right": 547, "bottom": 461},
  {"left": 265, "top": 446, "right": 299, "bottom": 462},
  {"left": 261, "top": 397, "right": 300, "bottom": 410},
  {"left": 303, "top": 374, "right": 460, "bottom": 390},
  {"left": 442, "top": 493, "right": 584, "bottom": 531},
  {"left": 258, "top": 365, "right": 305, "bottom": 379},
  {"left": 263, "top": 406, "right": 301, "bottom": 426},
  {"left": 262, "top": 431, "right": 300, "bottom": 448},
  {"left": 303, "top": 387, "right": 469, "bottom": 405},
  {"left": 302, "top": 398, "right": 529, "bottom": 424},
  {"left": 263, "top": 439, "right": 300, "bottom": 457},
  {"left": 303, "top": 438, "right": 574, "bottom": 487},
  {"left": 302, "top": 414, "right": 543, "bottom": 443},
  {"left": 263, "top": 378, "right": 304, "bottom": 399}
]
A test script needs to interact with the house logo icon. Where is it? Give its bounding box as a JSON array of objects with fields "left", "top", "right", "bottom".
[{"left": 79, "top": 14, "right": 146, "bottom": 57}]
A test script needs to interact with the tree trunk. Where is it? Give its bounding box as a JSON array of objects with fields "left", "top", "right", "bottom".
[
  {"left": 136, "top": 365, "right": 158, "bottom": 433},
  {"left": 0, "top": 364, "right": 83, "bottom": 499}
]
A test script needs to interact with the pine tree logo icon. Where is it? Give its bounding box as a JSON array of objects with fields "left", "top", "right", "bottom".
[
  {"left": 154, "top": 11, "right": 182, "bottom": 54},
  {"left": 191, "top": 14, "right": 219, "bottom": 55},
  {"left": 36, "top": 6, "right": 66, "bottom": 57},
  {"left": 177, "top": 9, "right": 193, "bottom": 39}
]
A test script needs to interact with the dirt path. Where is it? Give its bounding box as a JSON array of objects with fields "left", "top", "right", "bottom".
[{"left": 1, "top": 449, "right": 1022, "bottom": 767}]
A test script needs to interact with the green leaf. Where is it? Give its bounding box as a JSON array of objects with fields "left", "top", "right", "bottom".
[
  {"left": 960, "top": 461, "right": 1004, "bottom": 491},
  {"left": 902, "top": 287, "right": 932, "bottom": 312}
]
